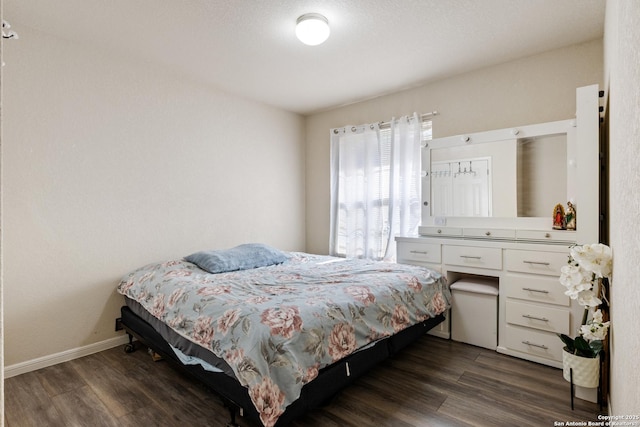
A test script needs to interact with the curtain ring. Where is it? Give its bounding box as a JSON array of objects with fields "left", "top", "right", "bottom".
[{"left": 351, "top": 126, "right": 357, "bottom": 132}]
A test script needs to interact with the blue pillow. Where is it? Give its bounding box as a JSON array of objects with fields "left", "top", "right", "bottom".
[{"left": 184, "top": 243, "right": 288, "bottom": 274}]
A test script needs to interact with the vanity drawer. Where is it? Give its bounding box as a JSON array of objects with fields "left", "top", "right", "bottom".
[
  {"left": 463, "top": 228, "right": 516, "bottom": 240},
  {"left": 505, "top": 249, "right": 566, "bottom": 276},
  {"left": 516, "top": 229, "right": 576, "bottom": 243},
  {"left": 504, "top": 274, "right": 570, "bottom": 306},
  {"left": 397, "top": 242, "right": 441, "bottom": 264},
  {"left": 443, "top": 245, "right": 502, "bottom": 270},
  {"left": 419, "top": 226, "right": 462, "bottom": 237},
  {"left": 504, "top": 324, "right": 563, "bottom": 362},
  {"left": 506, "top": 300, "right": 569, "bottom": 334}
]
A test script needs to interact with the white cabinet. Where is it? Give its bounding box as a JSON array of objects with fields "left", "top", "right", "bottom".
[
  {"left": 504, "top": 249, "right": 566, "bottom": 276},
  {"left": 503, "top": 274, "right": 569, "bottom": 307},
  {"left": 502, "top": 248, "right": 581, "bottom": 366},
  {"left": 396, "top": 85, "right": 600, "bottom": 370},
  {"left": 515, "top": 229, "right": 576, "bottom": 243},
  {"left": 396, "top": 235, "right": 583, "bottom": 369},
  {"left": 396, "top": 238, "right": 446, "bottom": 338},
  {"left": 505, "top": 300, "right": 569, "bottom": 334},
  {"left": 397, "top": 241, "right": 441, "bottom": 266},
  {"left": 443, "top": 245, "right": 502, "bottom": 270},
  {"left": 503, "top": 324, "right": 564, "bottom": 361}
]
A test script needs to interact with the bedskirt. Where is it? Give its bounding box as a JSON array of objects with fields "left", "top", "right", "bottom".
[{"left": 120, "top": 304, "right": 445, "bottom": 426}]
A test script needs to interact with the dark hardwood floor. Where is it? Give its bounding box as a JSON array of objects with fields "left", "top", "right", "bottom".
[{"left": 4, "top": 335, "right": 603, "bottom": 426}]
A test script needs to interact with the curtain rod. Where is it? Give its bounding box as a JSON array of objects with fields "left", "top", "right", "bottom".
[
  {"left": 379, "top": 111, "right": 438, "bottom": 128},
  {"left": 332, "top": 111, "right": 438, "bottom": 134}
]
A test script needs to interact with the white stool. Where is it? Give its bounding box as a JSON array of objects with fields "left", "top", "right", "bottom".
[{"left": 450, "top": 278, "right": 499, "bottom": 350}]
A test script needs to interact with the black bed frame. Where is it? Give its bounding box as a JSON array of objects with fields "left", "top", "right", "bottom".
[{"left": 120, "top": 305, "right": 445, "bottom": 426}]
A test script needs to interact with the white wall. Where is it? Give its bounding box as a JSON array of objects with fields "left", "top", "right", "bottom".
[
  {"left": 1, "top": 26, "right": 305, "bottom": 367},
  {"left": 305, "top": 39, "right": 603, "bottom": 255},
  {"left": 604, "top": 0, "right": 640, "bottom": 415}
]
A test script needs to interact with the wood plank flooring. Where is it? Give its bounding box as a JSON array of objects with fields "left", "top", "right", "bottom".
[{"left": 4, "top": 335, "right": 603, "bottom": 426}]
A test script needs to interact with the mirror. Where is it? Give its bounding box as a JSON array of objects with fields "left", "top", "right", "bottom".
[
  {"left": 516, "top": 134, "right": 567, "bottom": 217},
  {"left": 422, "top": 120, "right": 575, "bottom": 225}
]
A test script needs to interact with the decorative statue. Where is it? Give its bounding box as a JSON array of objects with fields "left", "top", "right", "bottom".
[
  {"left": 566, "top": 201, "right": 576, "bottom": 230},
  {"left": 553, "top": 203, "right": 566, "bottom": 230}
]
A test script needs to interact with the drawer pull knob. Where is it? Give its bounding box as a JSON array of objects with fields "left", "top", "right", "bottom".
[
  {"left": 485, "top": 231, "right": 491, "bottom": 236},
  {"left": 522, "top": 287, "right": 550, "bottom": 294},
  {"left": 410, "top": 250, "right": 428, "bottom": 255},
  {"left": 522, "top": 314, "right": 549, "bottom": 322},
  {"left": 545, "top": 233, "right": 551, "bottom": 238},
  {"left": 437, "top": 229, "right": 442, "bottom": 234},
  {"left": 522, "top": 341, "right": 548, "bottom": 350},
  {"left": 523, "top": 260, "right": 551, "bottom": 266}
]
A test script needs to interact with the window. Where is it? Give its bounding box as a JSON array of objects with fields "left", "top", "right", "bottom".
[{"left": 330, "top": 115, "right": 432, "bottom": 260}]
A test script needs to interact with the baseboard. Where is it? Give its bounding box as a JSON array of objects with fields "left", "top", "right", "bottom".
[
  {"left": 4, "top": 334, "right": 129, "bottom": 378},
  {"left": 427, "top": 329, "right": 450, "bottom": 339}
]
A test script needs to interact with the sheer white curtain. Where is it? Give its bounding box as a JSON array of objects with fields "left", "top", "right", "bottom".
[
  {"left": 384, "top": 113, "right": 422, "bottom": 260},
  {"left": 330, "top": 114, "right": 422, "bottom": 260}
]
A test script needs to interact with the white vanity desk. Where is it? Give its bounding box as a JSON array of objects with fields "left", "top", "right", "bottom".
[
  {"left": 397, "top": 84, "right": 601, "bottom": 371},
  {"left": 397, "top": 228, "right": 577, "bottom": 369}
]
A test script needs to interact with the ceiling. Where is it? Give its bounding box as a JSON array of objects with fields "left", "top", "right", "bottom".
[{"left": 5, "top": 0, "right": 605, "bottom": 115}]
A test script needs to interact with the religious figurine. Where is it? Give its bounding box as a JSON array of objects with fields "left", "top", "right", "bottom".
[
  {"left": 553, "top": 203, "right": 566, "bottom": 230},
  {"left": 565, "top": 201, "right": 576, "bottom": 230}
]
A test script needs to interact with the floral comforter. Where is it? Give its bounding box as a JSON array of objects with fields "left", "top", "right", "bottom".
[{"left": 117, "top": 252, "right": 450, "bottom": 426}]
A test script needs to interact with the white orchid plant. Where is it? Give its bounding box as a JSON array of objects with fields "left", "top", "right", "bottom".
[{"left": 558, "top": 243, "right": 612, "bottom": 358}]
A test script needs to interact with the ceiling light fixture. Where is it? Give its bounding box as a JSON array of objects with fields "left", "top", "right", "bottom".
[{"left": 295, "top": 13, "right": 330, "bottom": 46}]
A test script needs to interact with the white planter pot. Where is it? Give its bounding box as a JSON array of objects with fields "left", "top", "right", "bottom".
[{"left": 562, "top": 349, "right": 600, "bottom": 388}]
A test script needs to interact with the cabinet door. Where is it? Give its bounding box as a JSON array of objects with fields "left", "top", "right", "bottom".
[
  {"left": 505, "top": 300, "right": 570, "bottom": 334},
  {"left": 516, "top": 229, "right": 575, "bottom": 243},
  {"left": 504, "top": 324, "right": 563, "bottom": 362},
  {"left": 397, "top": 241, "right": 441, "bottom": 264},
  {"left": 504, "top": 274, "right": 570, "bottom": 307},
  {"left": 396, "top": 239, "right": 448, "bottom": 338},
  {"left": 463, "top": 228, "right": 516, "bottom": 239},
  {"left": 443, "top": 245, "right": 502, "bottom": 270},
  {"left": 505, "top": 249, "right": 566, "bottom": 276}
]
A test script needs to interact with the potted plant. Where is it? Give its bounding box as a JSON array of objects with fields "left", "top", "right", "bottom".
[{"left": 557, "top": 243, "right": 612, "bottom": 388}]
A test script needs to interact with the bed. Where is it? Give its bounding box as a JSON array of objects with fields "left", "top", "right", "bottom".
[{"left": 116, "top": 244, "right": 450, "bottom": 426}]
